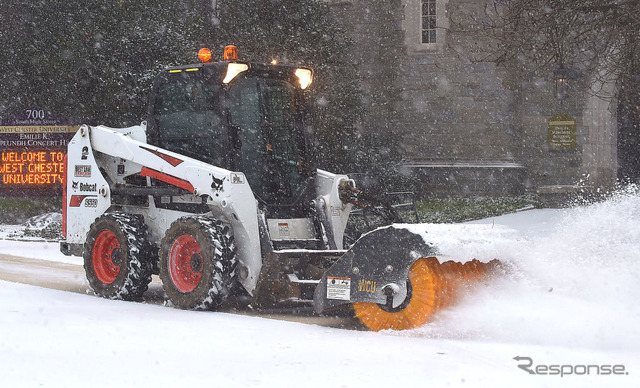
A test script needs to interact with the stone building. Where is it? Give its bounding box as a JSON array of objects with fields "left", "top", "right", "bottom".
[{"left": 324, "top": 0, "right": 621, "bottom": 200}]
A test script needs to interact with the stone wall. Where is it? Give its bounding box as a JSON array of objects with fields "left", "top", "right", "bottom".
[{"left": 326, "top": 0, "right": 618, "bottom": 198}]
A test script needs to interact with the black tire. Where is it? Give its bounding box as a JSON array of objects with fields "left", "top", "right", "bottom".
[
  {"left": 159, "top": 216, "right": 237, "bottom": 310},
  {"left": 84, "top": 213, "right": 154, "bottom": 300}
]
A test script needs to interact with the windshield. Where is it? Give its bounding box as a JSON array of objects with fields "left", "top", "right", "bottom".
[
  {"left": 153, "top": 70, "right": 225, "bottom": 167},
  {"left": 227, "top": 77, "right": 309, "bottom": 205}
]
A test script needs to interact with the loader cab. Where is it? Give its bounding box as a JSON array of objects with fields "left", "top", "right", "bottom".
[{"left": 146, "top": 59, "right": 317, "bottom": 218}]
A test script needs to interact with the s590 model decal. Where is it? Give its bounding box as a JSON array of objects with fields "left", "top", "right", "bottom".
[{"left": 69, "top": 195, "right": 97, "bottom": 207}]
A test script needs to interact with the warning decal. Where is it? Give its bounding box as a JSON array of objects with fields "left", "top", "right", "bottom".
[{"left": 326, "top": 276, "right": 351, "bottom": 301}]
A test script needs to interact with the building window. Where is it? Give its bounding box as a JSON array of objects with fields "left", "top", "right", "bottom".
[{"left": 421, "top": 0, "right": 436, "bottom": 44}]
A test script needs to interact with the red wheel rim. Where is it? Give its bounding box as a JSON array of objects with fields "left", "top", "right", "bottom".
[
  {"left": 168, "top": 234, "right": 203, "bottom": 292},
  {"left": 92, "top": 230, "right": 122, "bottom": 284}
]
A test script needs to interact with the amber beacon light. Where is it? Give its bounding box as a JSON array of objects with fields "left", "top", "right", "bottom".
[
  {"left": 198, "top": 48, "right": 212, "bottom": 62},
  {"left": 224, "top": 45, "right": 238, "bottom": 61}
]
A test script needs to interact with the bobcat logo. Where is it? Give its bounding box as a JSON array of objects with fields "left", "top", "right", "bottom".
[{"left": 71, "top": 181, "right": 79, "bottom": 190}]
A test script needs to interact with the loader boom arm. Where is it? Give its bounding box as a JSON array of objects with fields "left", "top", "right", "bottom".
[{"left": 65, "top": 124, "right": 263, "bottom": 293}]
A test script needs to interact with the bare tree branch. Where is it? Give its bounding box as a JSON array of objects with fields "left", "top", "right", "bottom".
[{"left": 448, "top": 0, "right": 639, "bottom": 90}]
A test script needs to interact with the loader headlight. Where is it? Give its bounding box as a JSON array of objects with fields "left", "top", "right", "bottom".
[
  {"left": 223, "top": 63, "right": 249, "bottom": 84},
  {"left": 295, "top": 68, "right": 313, "bottom": 89}
]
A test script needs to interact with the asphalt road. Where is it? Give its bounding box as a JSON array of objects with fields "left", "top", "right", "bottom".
[{"left": 0, "top": 253, "right": 360, "bottom": 329}]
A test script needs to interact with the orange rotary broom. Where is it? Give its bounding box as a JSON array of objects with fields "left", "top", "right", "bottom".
[
  {"left": 314, "top": 226, "right": 500, "bottom": 332},
  {"left": 353, "top": 257, "right": 498, "bottom": 331}
]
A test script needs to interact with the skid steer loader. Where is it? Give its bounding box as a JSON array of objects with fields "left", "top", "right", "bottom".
[{"left": 60, "top": 46, "right": 498, "bottom": 331}]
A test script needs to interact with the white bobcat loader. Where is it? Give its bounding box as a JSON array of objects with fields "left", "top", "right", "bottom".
[{"left": 60, "top": 47, "right": 497, "bottom": 331}]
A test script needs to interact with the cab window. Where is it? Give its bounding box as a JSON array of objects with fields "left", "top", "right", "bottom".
[{"left": 153, "top": 71, "right": 225, "bottom": 166}]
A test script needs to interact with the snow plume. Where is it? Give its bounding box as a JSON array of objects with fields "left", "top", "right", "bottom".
[{"left": 402, "top": 186, "right": 640, "bottom": 351}]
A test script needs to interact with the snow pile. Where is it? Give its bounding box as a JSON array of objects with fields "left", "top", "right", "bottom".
[
  {"left": 0, "top": 212, "right": 62, "bottom": 241},
  {"left": 405, "top": 186, "right": 640, "bottom": 351},
  {"left": 23, "top": 212, "right": 62, "bottom": 229},
  {"left": 398, "top": 222, "right": 524, "bottom": 263}
]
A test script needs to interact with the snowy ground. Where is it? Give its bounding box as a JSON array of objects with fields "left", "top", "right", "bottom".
[{"left": 1, "top": 188, "right": 639, "bottom": 387}]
